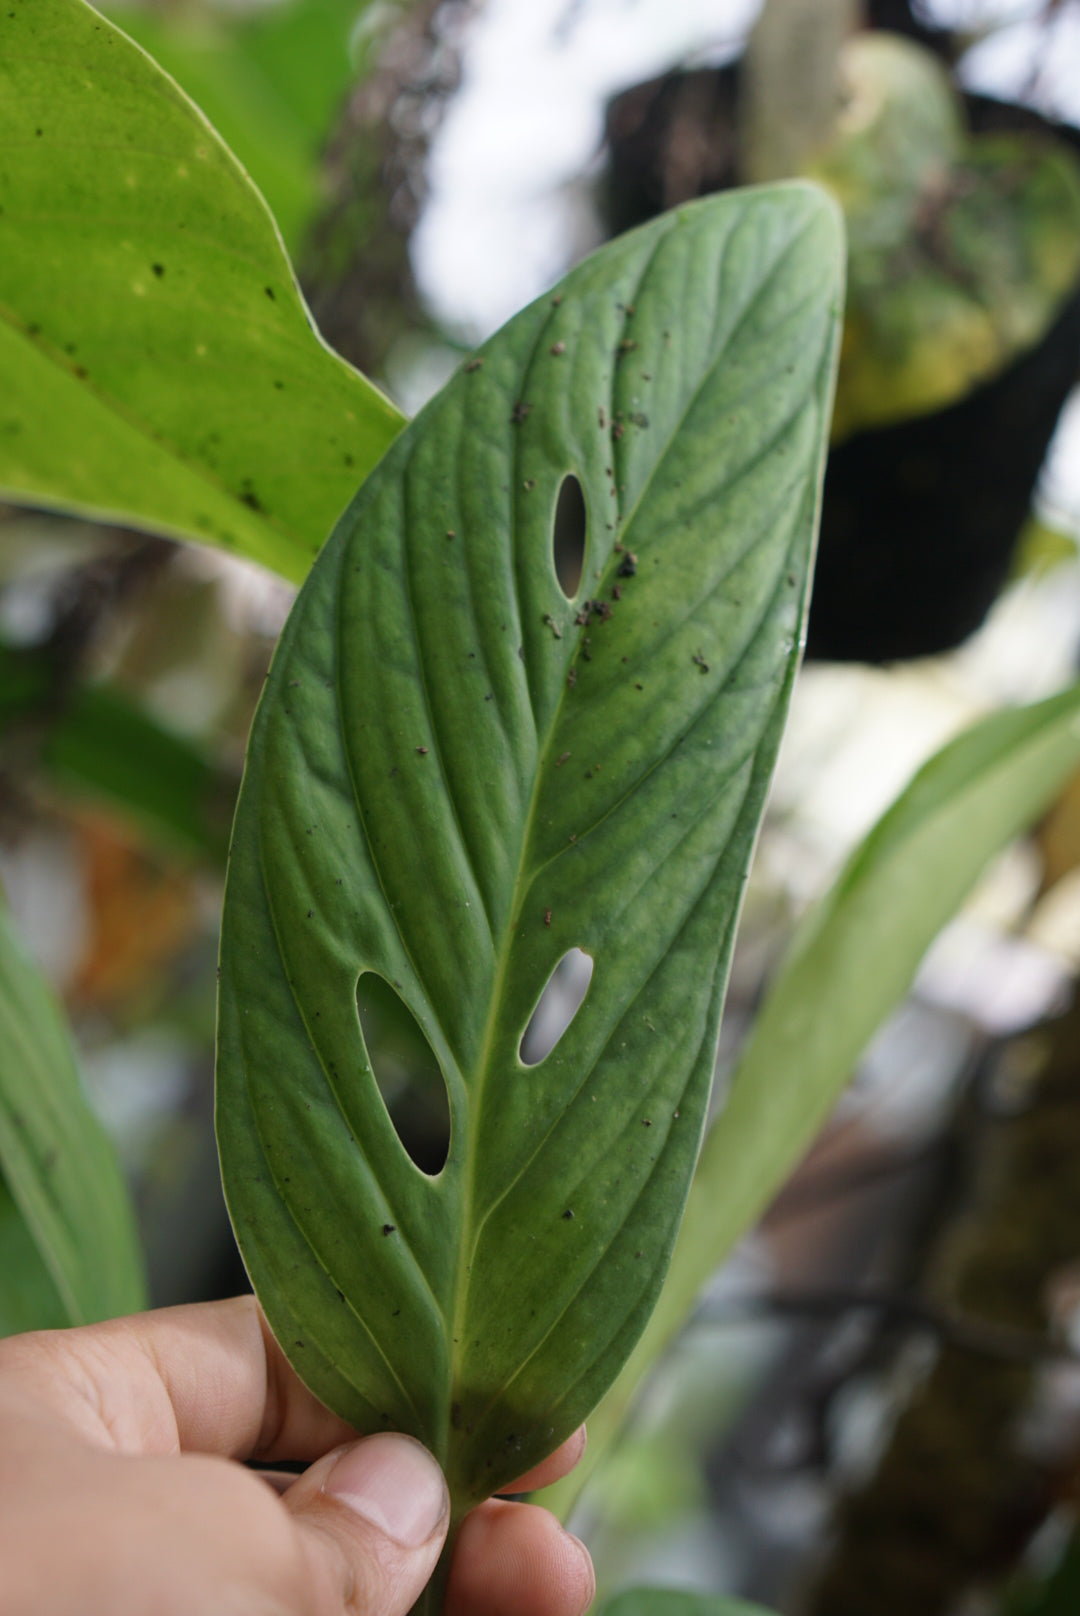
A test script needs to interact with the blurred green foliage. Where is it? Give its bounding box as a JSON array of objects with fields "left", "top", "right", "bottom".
[{"left": 100, "top": 0, "right": 376, "bottom": 250}]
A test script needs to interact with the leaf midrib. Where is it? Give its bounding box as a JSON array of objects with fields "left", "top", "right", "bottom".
[{"left": 444, "top": 202, "right": 822, "bottom": 1436}]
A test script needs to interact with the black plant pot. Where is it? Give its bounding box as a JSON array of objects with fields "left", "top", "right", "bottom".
[{"left": 602, "top": 60, "right": 1080, "bottom": 663}]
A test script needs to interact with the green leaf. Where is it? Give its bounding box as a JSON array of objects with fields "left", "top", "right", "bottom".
[
  {"left": 217, "top": 181, "right": 843, "bottom": 1510},
  {"left": 0, "top": 0, "right": 404, "bottom": 581},
  {"left": 600, "top": 1592, "right": 776, "bottom": 1616},
  {"left": 0, "top": 896, "right": 146, "bottom": 1329},
  {"left": 98, "top": 0, "right": 371, "bottom": 251},
  {"left": 548, "top": 679, "right": 1080, "bottom": 1515},
  {"left": 0, "top": 1175, "right": 69, "bottom": 1337}
]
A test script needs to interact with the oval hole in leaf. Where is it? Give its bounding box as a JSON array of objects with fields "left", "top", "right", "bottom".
[
  {"left": 519, "top": 948, "right": 594, "bottom": 1067},
  {"left": 356, "top": 974, "right": 450, "bottom": 1174},
  {"left": 552, "top": 474, "right": 586, "bottom": 599}
]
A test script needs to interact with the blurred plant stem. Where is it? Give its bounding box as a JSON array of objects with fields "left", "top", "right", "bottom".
[{"left": 739, "top": 0, "right": 860, "bottom": 183}]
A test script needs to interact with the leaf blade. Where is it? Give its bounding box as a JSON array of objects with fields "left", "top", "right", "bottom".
[
  {"left": 0, "top": 0, "right": 404, "bottom": 580},
  {"left": 217, "top": 182, "right": 843, "bottom": 1504},
  {"left": 0, "top": 897, "right": 146, "bottom": 1328}
]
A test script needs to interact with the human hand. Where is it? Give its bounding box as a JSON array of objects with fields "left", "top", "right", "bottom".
[{"left": 0, "top": 1295, "right": 594, "bottom": 1616}]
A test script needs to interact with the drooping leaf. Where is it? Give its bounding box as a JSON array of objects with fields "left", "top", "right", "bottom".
[
  {"left": 217, "top": 182, "right": 843, "bottom": 1510},
  {"left": 0, "top": 896, "right": 146, "bottom": 1330},
  {"left": 548, "top": 679, "right": 1080, "bottom": 1514},
  {"left": 600, "top": 1591, "right": 776, "bottom": 1616},
  {"left": 0, "top": 0, "right": 404, "bottom": 581}
]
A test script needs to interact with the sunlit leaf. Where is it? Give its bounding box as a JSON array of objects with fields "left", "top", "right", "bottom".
[
  {"left": 0, "top": 896, "right": 146, "bottom": 1330},
  {"left": 98, "top": 0, "right": 371, "bottom": 251},
  {"left": 0, "top": 0, "right": 404, "bottom": 581},
  {"left": 217, "top": 182, "right": 843, "bottom": 1512}
]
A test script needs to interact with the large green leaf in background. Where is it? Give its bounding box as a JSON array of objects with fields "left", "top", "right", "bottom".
[
  {"left": 601, "top": 1593, "right": 776, "bottom": 1616},
  {"left": 545, "top": 679, "right": 1080, "bottom": 1515},
  {"left": 217, "top": 182, "right": 843, "bottom": 1517},
  {"left": 0, "top": 896, "right": 146, "bottom": 1331},
  {"left": 0, "top": 0, "right": 404, "bottom": 582}
]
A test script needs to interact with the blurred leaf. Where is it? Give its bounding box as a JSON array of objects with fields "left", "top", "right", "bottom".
[
  {"left": 1000, "top": 1529, "right": 1080, "bottom": 1615},
  {"left": 1011, "top": 517, "right": 1080, "bottom": 581},
  {"left": 0, "top": 1176, "right": 68, "bottom": 1336},
  {"left": 45, "top": 685, "right": 234, "bottom": 862},
  {"left": 217, "top": 183, "right": 843, "bottom": 1513},
  {"left": 0, "top": 895, "right": 146, "bottom": 1330},
  {"left": 547, "top": 680, "right": 1080, "bottom": 1516},
  {"left": 600, "top": 1592, "right": 776, "bottom": 1616},
  {"left": 0, "top": 0, "right": 405, "bottom": 582},
  {"left": 808, "top": 35, "right": 1080, "bottom": 440},
  {"left": 99, "top": 0, "right": 373, "bottom": 250},
  {"left": 0, "top": 643, "right": 234, "bottom": 861}
]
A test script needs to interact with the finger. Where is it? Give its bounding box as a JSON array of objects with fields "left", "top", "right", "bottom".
[
  {"left": 502, "top": 1425, "right": 587, "bottom": 1494},
  {"left": 284, "top": 1433, "right": 449, "bottom": 1616},
  {"left": 0, "top": 1296, "right": 354, "bottom": 1463},
  {"left": 445, "top": 1498, "right": 595, "bottom": 1616}
]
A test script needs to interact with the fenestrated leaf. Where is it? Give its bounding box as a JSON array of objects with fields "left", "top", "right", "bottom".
[
  {"left": 0, "top": 0, "right": 404, "bottom": 582},
  {"left": 217, "top": 182, "right": 843, "bottom": 1509},
  {"left": 600, "top": 1591, "right": 776, "bottom": 1616},
  {"left": 547, "top": 679, "right": 1080, "bottom": 1516},
  {"left": 0, "top": 896, "right": 146, "bottom": 1329}
]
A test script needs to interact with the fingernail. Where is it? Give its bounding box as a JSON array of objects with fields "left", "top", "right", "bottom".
[{"left": 324, "top": 1434, "right": 448, "bottom": 1547}]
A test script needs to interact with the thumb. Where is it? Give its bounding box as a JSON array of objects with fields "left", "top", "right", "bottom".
[{"left": 284, "top": 1433, "right": 450, "bottom": 1615}]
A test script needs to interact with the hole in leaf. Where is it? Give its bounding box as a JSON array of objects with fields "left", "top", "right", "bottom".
[
  {"left": 519, "top": 948, "right": 594, "bottom": 1067},
  {"left": 552, "top": 474, "right": 586, "bottom": 599},
  {"left": 356, "top": 974, "right": 450, "bottom": 1174}
]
